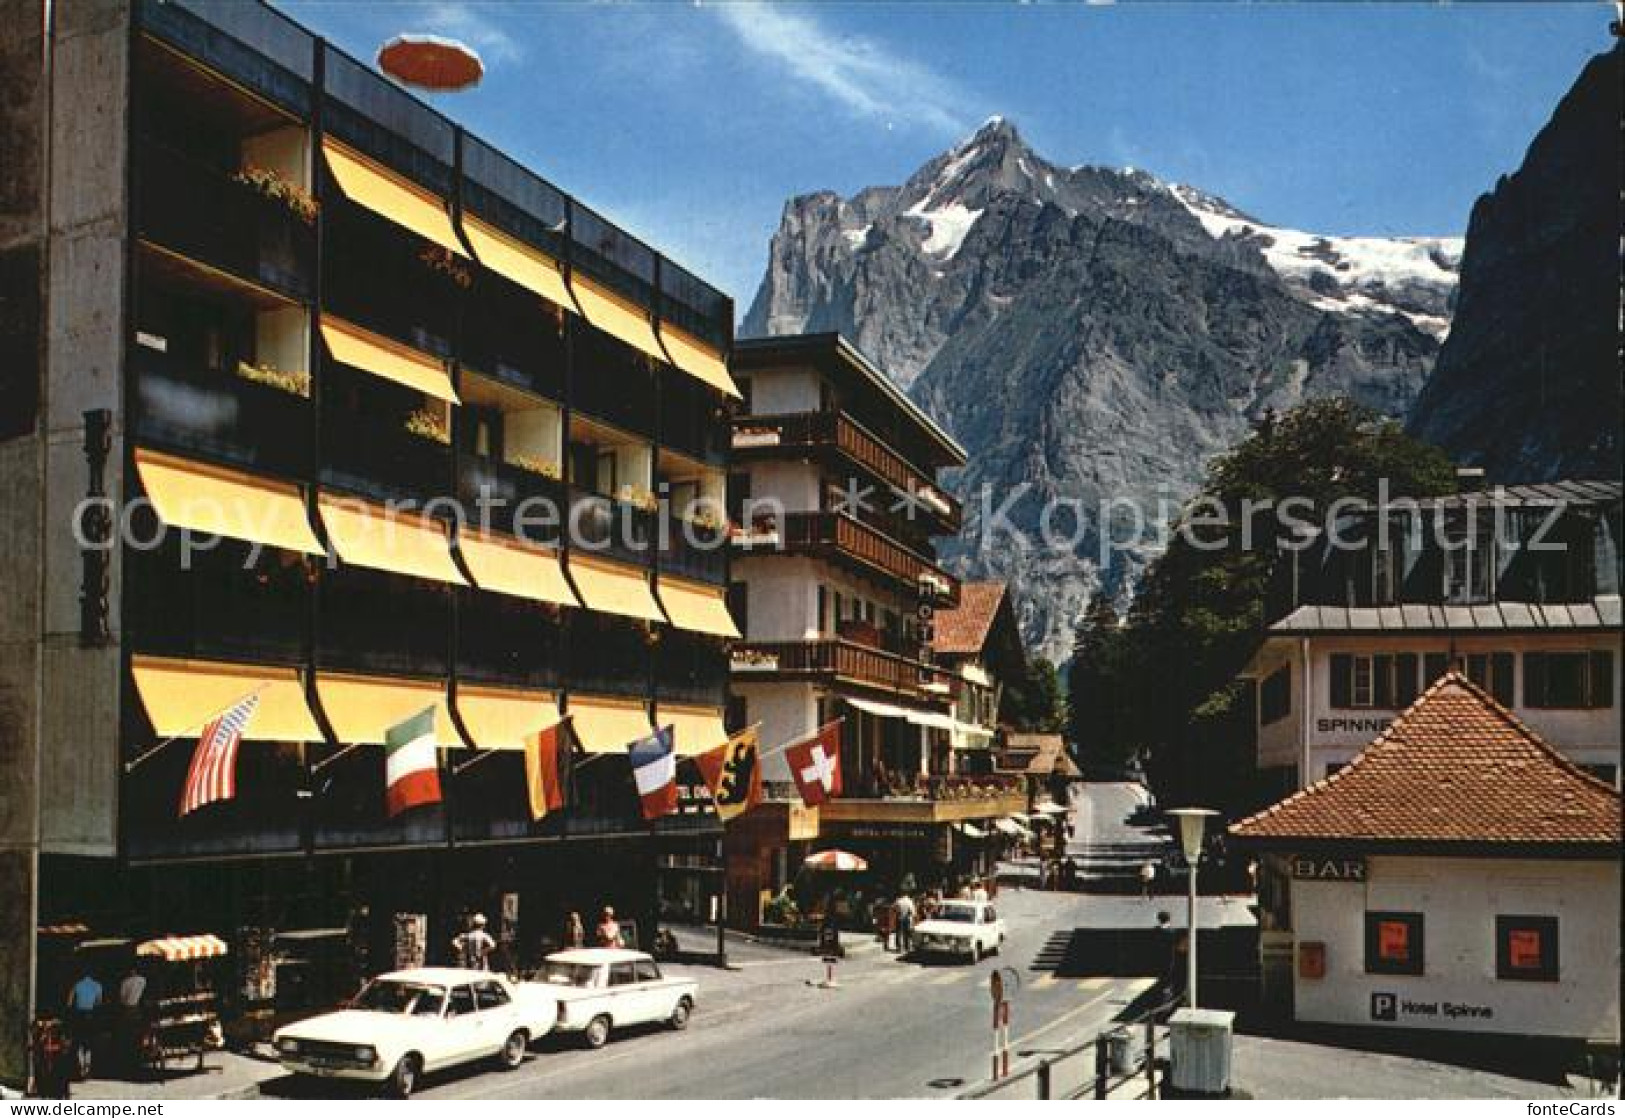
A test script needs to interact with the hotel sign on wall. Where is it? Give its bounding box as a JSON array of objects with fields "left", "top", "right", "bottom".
[{"left": 1290, "top": 856, "right": 1367, "bottom": 882}]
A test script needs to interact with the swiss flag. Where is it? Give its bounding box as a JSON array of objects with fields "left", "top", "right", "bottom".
[{"left": 786, "top": 720, "right": 843, "bottom": 807}]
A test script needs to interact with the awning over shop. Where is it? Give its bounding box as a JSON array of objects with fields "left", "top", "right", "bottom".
[
  {"left": 568, "top": 273, "right": 666, "bottom": 365},
  {"left": 132, "top": 656, "right": 323, "bottom": 741},
  {"left": 995, "top": 818, "right": 1032, "bottom": 839},
  {"left": 317, "top": 495, "right": 467, "bottom": 585},
  {"left": 136, "top": 934, "right": 229, "bottom": 962},
  {"left": 844, "top": 697, "right": 915, "bottom": 721},
  {"left": 848, "top": 696, "right": 953, "bottom": 730},
  {"left": 658, "top": 324, "right": 741, "bottom": 399},
  {"left": 656, "top": 577, "right": 740, "bottom": 638},
  {"left": 455, "top": 685, "right": 560, "bottom": 752},
  {"left": 320, "top": 317, "right": 458, "bottom": 403},
  {"left": 459, "top": 531, "right": 578, "bottom": 607},
  {"left": 566, "top": 695, "right": 653, "bottom": 754},
  {"left": 316, "top": 673, "right": 457, "bottom": 746},
  {"left": 567, "top": 554, "right": 664, "bottom": 623},
  {"left": 134, "top": 450, "right": 322, "bottom": 554},
  {"left": 461, "top": 215, "right": 574, "bottom": 311},
  {"left": 954, "top": 822, "right": 987, "bottom": 840},
  {"left": 904, "top": 709, "right": 957, "bottom": 732},
  {"left": 654, "top": 703, "right": 729, "bottom": 757},
  {"left": 322, "top": 141, "right": 465, "bottom": 256}
]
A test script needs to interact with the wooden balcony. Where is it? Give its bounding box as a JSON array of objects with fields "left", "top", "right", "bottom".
[
  {"left": 731, "top": 638, "right": 953, "bottom": 702},
  {"left": 769, "top": 511, "right": 959, "bottom": 605},
  {"left": 820, "top": 778, "right": 1028, "bottom": 826},
  {"left": 731, "top": 411, "right": 961, "bottom": 533}
]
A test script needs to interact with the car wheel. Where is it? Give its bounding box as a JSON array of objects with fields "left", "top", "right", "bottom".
[
  {"left": 385, "top": 1054, "right": 420, "bottom": 1100},
  {"left": 669, "top": 998, "right": 693, "bottom": 1031},
  {"left": 584, "top": 1015, "right": 612, "bottom": 1049},
  {"left": 497, "top": 1029, "right": 527, "bottom": 1070}
]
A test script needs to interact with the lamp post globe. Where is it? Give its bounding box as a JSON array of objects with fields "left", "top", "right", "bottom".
[{"left": 1167, "top": 808, "right": 1218, "bottom": 1007}]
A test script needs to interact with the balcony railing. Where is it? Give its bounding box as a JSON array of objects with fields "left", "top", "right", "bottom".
[
  {"left": 456, "top": 452, "right": 566, "bottom": 544},
  {"left": 317, "top": 567, "right": 451, "bottom": 678},
  {"left": 777, "top": 512, "right": 959, "bottom": 604},
  {"left": 134, "top": 140, "right": 315, "bottom": 298},
  {"left": 731, "top": 639, "right": 952, "bottom": 700},
  {"left": 130, "top": 347, "right": 312, "bottom": 478},
  {"left": 819, "top": 776, "right": 1028, "bottom": 825},
  {"left": 568, "top": 486, "right": 655, "bottom": 569},
  {"left": 572, "top": 326, "right": 656, "bottom": 437},
  {"left": 320, "top": 410, "right": 451, "bottom": 504},
  {"left": 732, "top": 411, "right": 961, "bottom": 532},
  {"left": 659, "top": 516, "right": 729, "bottom": 585}
]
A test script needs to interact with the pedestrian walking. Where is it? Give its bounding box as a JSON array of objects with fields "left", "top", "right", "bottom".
[
  {"left": 872, "top": 896, "right": 895, "bottom": 951},
  {"left": 452, "top": 914, "right": 496, "bottom": 970},
  {"left": 595, "top": 906, "right": 624, "bottom": 948},
  {"left": 894, "top": 892, "right": 916, "bottom": 954},
  {"left": 562, "top": 910, "right": 586, "bottom": 949},
  {"left": 64, "top": 966, "right": 102, "bottom": 1077}
]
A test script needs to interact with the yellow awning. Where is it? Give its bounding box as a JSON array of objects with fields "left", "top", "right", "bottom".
[
  {"left": 655, "top": 703, "right": 729, "bottom": 757},
  {"left": 462, "top": 215, "right": 574, "bottom": 312},
  {"left": 658, "top": 324, "right": 741, "bottom": 399},
  {"left": 317, "top": 494, "right": 467, "bottom": 585},
  {"left": 131, "top": 655, "right": 322, "bottom": 741},
  {"left": 656, "top": 577, "right": 741, "bottom": 638},
  {"left": 567, "top": 554, "right": 664, "bottom": 623},
  {"left": 567, "top": 695, "right": 652, "bottom": 754},
  {"left": 458, "top": 531, "right": 578, "bottom": 607},
  {"left": 320, "top": 317, "right": 458, "bottom": 403},
  {"left": 134, "top": 449, "right": 322, "bottom": 555},
  {"left": 568, "top": 274, "right": 665, "bottom": 365},
  {"left": 455, "top": 685, "right": 560, "bottom": 752},
  {"left": 322, "top": 141, "right": 465, "bottom": 256},
  {"left": 316, "top": 673, "right": 458, "bottom": 746}
]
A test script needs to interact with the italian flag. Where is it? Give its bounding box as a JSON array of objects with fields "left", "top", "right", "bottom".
[{"left": 385, "top": 706, "right": 443, "bottom": 818}]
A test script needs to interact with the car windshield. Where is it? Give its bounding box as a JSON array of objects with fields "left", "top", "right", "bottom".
[
  {"left": 935, "top": 904, "right": 978, "bottom": 923},
  {"left": 540, "top": 962, "right": 598, "bottom": 988},
  {"left": 351, "top": 980, "right": 446, "bottom": 1016}
]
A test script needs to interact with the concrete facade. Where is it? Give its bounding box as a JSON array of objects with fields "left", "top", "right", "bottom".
[{"left": 1290, "top": 855, "right": 1620, "bottom": 1041}]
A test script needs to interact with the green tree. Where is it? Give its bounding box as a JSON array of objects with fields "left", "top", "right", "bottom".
[
  {"left": 1003, "top": 656, "right": 1065, "bottom": 732},
  {"left": 1067, "top": 595, "right": 1135, "bottom": 764}
]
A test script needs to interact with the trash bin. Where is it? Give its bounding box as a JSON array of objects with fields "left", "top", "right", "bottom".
[
  {"left": 1106, "top": 1027, "right": 1138, "bottom": 1075},
  {"left": 1168, "top": 1007, "right": 1234, "bottom": 1096}
]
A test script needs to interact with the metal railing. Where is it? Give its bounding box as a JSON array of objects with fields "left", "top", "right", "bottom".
[
  {"left": 731, "top": 638, "right": 951, "bottom": 699},
  {"left": 959, "top": 993, "right": 1183, "bottom": 1101}
]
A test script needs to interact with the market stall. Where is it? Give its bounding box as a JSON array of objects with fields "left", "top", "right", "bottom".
[{"left": 134, "top": 934, "right": 228, "bottom": 1077}]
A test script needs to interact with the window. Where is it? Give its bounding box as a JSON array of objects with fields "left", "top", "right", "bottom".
[
  {"left": 634, "top": 959, "right": 661, "bottom": 982},
  {"left": 1495, "top": 915, "right": 1559, "bottom": 982},
  {"left": 1524, "top": 651, "right": 1614, "bottom": 709},
  {"left": 474, "top": 980, "right": 511, "bottom": 1009},
  {"left": 1329, "top": 655, "right": 1417, "bottom": 709},
  {"left": 447, "top": 985, "right": 476, "bottom": 1017},
  {"left": 609, "top": 962, "right": 638, "bottom": 987},
  {"left": 1464, "top": 652, "right": 1516, "bottom": 706},
  {"left": 1260, "top": 665, "right": 1292, "bottom": 725},
  {"left": 1364, "top": 912, "right": 1424, "bottom": 976},
  {"left": 1442, "top": 512, "right": 1494, "bottom": 604}
]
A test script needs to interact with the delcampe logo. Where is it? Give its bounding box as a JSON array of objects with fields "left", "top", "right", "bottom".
[{"left": 1370, "top": 992, "right": 1398, "bottom": 1022}]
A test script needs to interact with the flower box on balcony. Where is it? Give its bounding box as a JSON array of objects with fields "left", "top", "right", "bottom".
[
  {"left": 732, "top": 427, "right": 782, "bottom": 449},
  {"left": 732, "top": 650, "right": 780, "bottom": 672}
]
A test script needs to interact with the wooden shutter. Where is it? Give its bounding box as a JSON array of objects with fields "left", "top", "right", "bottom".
[{"left": 1329, "top": 654, "right": 1352, "bottom": 708}]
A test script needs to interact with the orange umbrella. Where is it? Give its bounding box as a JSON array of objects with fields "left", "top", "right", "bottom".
[
  {"left": 378, "top": 34, "right": 484, "bottom": 92},
  {"left": 803, "top": 849, "right": 868, "bottom": 873}
]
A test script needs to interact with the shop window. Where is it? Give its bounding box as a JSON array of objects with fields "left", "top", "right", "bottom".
[
  {"left": 1524, "top": 650, "right": 1614, "bottom": 709},
  {"left": 1364, "top": 911, "right": 1424, "bottom": 976},
  {"left": 1495, "top": 915, "right": 1559, "bottom": 982},
  {"left": 1259, "top": 665, "right": 1291, "bottom": 725}
]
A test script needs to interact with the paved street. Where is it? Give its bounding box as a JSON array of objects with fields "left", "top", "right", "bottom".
[{"left": 252, "top": 887, "right": 1152, "bottom": 1100}]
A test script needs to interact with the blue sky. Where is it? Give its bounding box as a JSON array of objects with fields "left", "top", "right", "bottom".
[{"left": 280, "top": 1, "right": 1612, "bottom": 312}]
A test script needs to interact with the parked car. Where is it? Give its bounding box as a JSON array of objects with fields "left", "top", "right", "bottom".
[
  {"left": 535, "top": 948, "right": 698, "bottom": 1049},
  {"left": 272, "top": 968, "right": 555, "bottom": 1098},
  {"left": 913, "top": 901, "right": 1005, "bottom": 962}
]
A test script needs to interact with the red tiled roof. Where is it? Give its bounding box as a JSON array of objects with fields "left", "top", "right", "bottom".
[
  {"left": 997, "top": 734, "right": 1081, "bottom": 777},
  {"left": 1230, "top": 672, "right": 1620, "bottom": 849},
  {"left": 932, "top": 581, "right": 1007, "bottom": 655}
]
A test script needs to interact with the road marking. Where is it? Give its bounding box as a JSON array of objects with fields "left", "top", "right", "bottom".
[
  {"left": 927, "top": 969, "right": 970, "bottom": 986},
  {"left": 1032, "top": 974, "right": 1058, "bottom": 990},
  {"left": 1076, "top": 977, "right": 1110, "bottom": 992},
  {"left": 1008, "top": 980, "right": 1152, "bottom": 1052}
]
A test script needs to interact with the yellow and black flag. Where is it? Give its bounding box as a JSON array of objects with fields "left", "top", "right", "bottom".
[{"left": 695, "top": 725, "right": 761, "bottom": 823}]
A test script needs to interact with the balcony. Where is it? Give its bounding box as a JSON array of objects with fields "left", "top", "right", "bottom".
[
  {"left": 134, "top": 141, "right": 314, "bottom": 300},
  {"left": 572, "top": 325, "right": 657, "bottom": 438},
  {"left": 661, "top": 377, "right": 728, "bottom": 466},
  {"left": 130, "top": 346, "right": 312, "bottom": 478},
  {"left": 320, "top": 408, "right": 451, "bottom": 505},
  {"left": 458, "top": 592, "right": 564, "bottom": 690},
  {"left": 659, "top": 516, "right": 729, "bottom": 585},
  {"left": 657, "top": 630, "right": 730, "bottom": 707},
  {"left": 568, "top": 486, "right": 655, "bottom": 570},
  {"left": 773, "top": 511, "right": 960, "bottom": 605},
  {"left": 819, "top": 776, "right": 1028, "bottom": 826},
  {"left": 125, "top": 536, "right": 309, "bottom": 666},
  {"left": 456, "top": 452, "right": 566, "bottom": 544},
  {"left": 732, "top": 411, "right": 961, "bottom": 533},
  {"left": 730, "top": 639, "right": 952, "bottom": 702},
  {"left": 316, "top": 566, "right": 452, "bottom": 678},
  {"left": 568, "top": 613, "right": 651, "bottom": 699}
]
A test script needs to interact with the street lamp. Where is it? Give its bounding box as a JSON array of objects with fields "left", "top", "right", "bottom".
[{"left": 1167, "top": 807, "right": 1218, "bottom": 1008}]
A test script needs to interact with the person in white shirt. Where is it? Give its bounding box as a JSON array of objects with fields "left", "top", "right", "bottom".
[
  {"left": 453, "top": 914, "right": 496, "bottom": 970},
  {"left": 970, "top": 880, "right": 989, "bottom": 904}
]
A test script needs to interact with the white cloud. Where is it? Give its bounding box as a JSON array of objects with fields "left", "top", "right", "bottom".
[
  {"left": 415, "top": 2, "right": 524, "bottom": 65},
  {"left": 712, "top": 1, "right": 974, "bottom": 135}
]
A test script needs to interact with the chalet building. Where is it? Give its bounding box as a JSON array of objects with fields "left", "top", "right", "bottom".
[
  {"left": 1231, "top": 674, "right": 1620, "bottom": 1046},
  {"left": 1, "top": 0, "right": 739, "bottom": 1071},
  {"left": 1242, "top": 481, "right": 1622, "bottom": 794},
  {"left": 723, "top": 334, "right": 1023, "bottom": 923},
  {"left": 929, "top": 581, "right": 1030, "bottom": 764}
]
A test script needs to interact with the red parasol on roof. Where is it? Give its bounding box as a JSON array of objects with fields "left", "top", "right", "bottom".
[{"left": 378, "top": 34, "right": 484, "bottom": 92}]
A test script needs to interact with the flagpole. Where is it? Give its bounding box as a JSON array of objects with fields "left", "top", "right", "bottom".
[
  {"left": 309, "top": 741, "right": 366, "bottom": 777},
  {"left": 451, "top": 747, "right": 502, "bottom": 777},
  {"left": 123, "top": 683, "right": 273, "bottom": 774}
]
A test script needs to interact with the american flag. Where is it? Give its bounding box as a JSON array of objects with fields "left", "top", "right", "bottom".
[{"left": 178, "top": 693, "right": 259, "bottom": 817}]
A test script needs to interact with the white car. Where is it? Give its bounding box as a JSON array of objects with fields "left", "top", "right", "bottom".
[
  {"left": 273, "top": 968, "right": 555, "bottom": 1098},
  {"left": 535, "top": 949, "right": 699, "bottom": 1049},
  {"left": 913, "top": 901, "right": 1006, "bottom": 962}
]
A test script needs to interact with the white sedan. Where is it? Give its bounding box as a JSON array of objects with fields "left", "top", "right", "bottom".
[
  {"left": 536, "top": 949, "right": 699, "bottom": 1049},
  {"left": 913, "top": 901, "right": 1006, "bottom": 962},
  {"left": 273, "top": 968, "right": 554, "bottom": 1098}
]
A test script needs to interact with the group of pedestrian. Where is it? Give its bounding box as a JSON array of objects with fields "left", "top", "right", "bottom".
[
  {"left": 559, "top": 906, "right": 626, "bottom": 950},
  {"left": 870, "top": 876, "right": 996, "bottom": 954}
]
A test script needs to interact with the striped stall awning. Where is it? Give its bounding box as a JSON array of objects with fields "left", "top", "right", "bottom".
[{"left": 136, "top": 934, "right": 229, "bottom": 962}]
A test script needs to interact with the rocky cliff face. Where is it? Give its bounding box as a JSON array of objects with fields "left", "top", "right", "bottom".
[
  {"left": 744, "top": 119, "right": 1459, "bottom": 661},
  {"left": 1407, "top": 45, "right": 1622, "bottom": 484}
]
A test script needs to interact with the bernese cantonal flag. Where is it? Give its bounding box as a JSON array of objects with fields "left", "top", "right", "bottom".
[
  {"left": 178, "top": 693, "right": 259, "bottom": 817},
  {"left": 628, "top": 726, "right": 678, "bottom": 820},
  {"left": 385, "top": 706, "right": 443, "bottom": 817}
]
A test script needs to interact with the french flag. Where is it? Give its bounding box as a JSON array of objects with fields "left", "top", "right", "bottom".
[{"left": 628, "top": 725, "right": 678, "bottom": 821}]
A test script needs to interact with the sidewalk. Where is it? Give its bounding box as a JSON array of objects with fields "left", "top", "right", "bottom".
[{"left": 71, "top": 1045, "right": 283, "bottom": 1102}]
